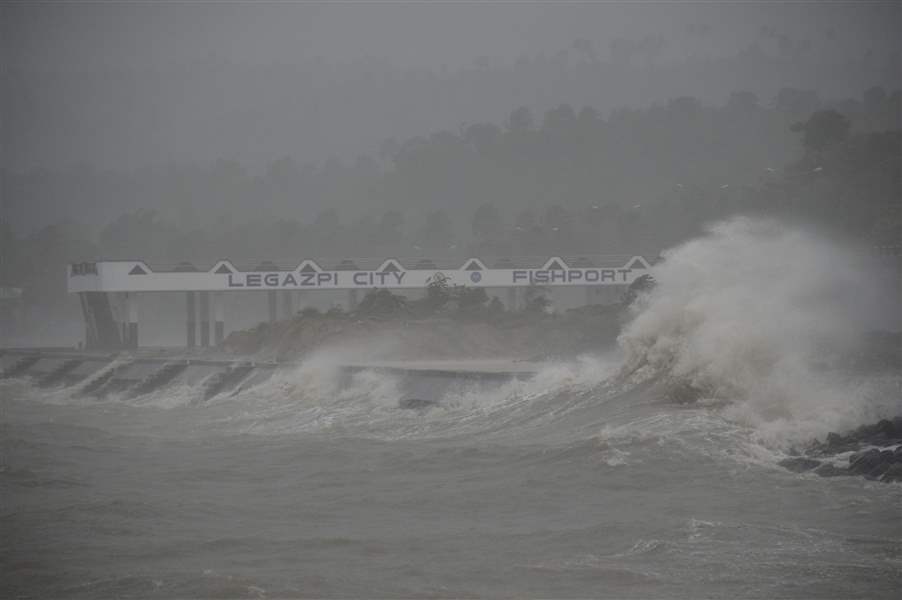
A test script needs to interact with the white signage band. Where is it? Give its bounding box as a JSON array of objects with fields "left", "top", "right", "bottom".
[{"left": 68, "top": 256, "right": 652, "bottom": 294}]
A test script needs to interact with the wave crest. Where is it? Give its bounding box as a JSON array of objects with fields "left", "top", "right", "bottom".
[{"left": 617, "top": 217, "right": 900, "bottom": 444}]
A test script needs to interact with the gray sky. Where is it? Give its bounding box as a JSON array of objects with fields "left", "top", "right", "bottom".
[
  {"left": 7, "top": 2, "right": 899, "bottom": 71},
  {"left": 3, "top": 1, "right": 900, "bottom": 172}
]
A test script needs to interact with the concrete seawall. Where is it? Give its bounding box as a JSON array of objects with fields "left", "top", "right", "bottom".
[{"left": 1, "top": 348, "right": 540, "bottom": 402}]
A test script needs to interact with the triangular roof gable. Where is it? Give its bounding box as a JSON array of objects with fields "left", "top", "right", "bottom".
[
  {"left": 377, "top": 259, "right": 404, "bottom": 273},
  {"left": 624, "top": 256, "right": 651, "bottom": 270},
  {"left": 296, "top": 260, "right": 322, "bottom": 273},
  {"left": 541, "top": 257, "right": 568, "bottom": 270},
  {"left": 128, "top": 263, "right": 149, "bottom": 275},
  {"left": 211, "top": 260, "right": 237, "bottom": 274},
  {"left": 461, "top": 258, "right": 487, "bottom": 271}
]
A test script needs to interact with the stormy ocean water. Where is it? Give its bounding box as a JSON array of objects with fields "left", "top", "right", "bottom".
[{"left": 2, "top": 219, "right": 901, "bottom": 599}]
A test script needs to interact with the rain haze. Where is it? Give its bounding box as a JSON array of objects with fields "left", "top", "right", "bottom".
[
  {"left": 4, "top": 2, "right": 901, "bottom": 174},
  {"left": 1, "top": 2, "right": 901, "bottom": 598}
]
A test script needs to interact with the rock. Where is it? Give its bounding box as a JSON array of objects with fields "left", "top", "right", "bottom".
[
  {"left": 810, "top": 431, "right": 859, "bottom": 455},
  {"left": 851, "top": 419, "right": 902, "bottom": 446},
  {"left": 849, "top": 449, "right": 883, "bottom": 475},
  {"left": 866, "top": 452, "right": 895, "bottom": 478},
  {"left": 779, "top": 457, "right": 821, "bottom": 473},
  {"left": 813, "top": 463, "right": 850, "bottom": 477},
  {"left": 398, "top": 398, "right": 438, "bottom": 411},
  {"left": 880, "top": 463, "right": 902, "bottom": 483},
  {"left": 787, "top": 417, "right": 902, "bottom": 483}
]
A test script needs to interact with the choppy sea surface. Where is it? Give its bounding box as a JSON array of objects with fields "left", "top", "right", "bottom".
[
  {"left": 2, "top": 354, "right": 901, "bottom": 599},
  {"left": 3, "top": 218, "right": 901, "bottom": 598}
]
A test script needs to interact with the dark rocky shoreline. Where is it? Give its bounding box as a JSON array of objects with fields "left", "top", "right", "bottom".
[{"left": 780, "top": 417, "right": 902, "bottom": 483}]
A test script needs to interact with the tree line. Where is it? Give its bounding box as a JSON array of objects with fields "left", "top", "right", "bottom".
[{"left": 1, "top": 85, "right": 899, "bottom": 316}]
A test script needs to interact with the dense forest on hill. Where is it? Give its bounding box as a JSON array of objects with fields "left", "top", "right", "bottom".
[
  {"left": 7, "top": 27, "right": 899, "bottom": 175},
  {"left": 1, "top": 85, "right": 900, "bottom": 318}
]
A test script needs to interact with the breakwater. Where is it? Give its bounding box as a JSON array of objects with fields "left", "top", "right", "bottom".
[{"left": 0, "top": 348, "right": 539, "bottom": 403}]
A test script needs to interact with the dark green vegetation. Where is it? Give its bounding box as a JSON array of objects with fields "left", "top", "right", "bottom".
[{"left": 351, "top": 278, "right": 602, "bottom": 320}]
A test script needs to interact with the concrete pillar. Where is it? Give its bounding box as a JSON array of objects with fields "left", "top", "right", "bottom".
[
  {"left": 79, "top": 292, "right": 96, "bottom": 349},
  {"left": 281, "top": 290, "right": 294, "bottom": 320},
  {"left": 199, "top": 291, "right": 210, "bottom": 347},
  {"left": 347, "top": 289, "right": 358, "bottom": 311},
  {"left": 126, "top": 293, "right": 138, "bottom": 349},
  {"left": 267, "top": 290, "right": 277, "bottom": 323},
  {"left": 186, "top": 292, "right": 196, "bottom": 348},
  {"left": 213, "top": 292, "right": 225, "bottom": 346},
  {"left": 119, "top": 293, "right": 128, "bottom": 347}
]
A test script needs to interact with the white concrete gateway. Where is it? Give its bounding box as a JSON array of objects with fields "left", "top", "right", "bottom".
[
  {"left": 68, "top": 255, "right": 651, "bottom": 293},
  {"left": 67, "top": 255, "right": 653, "bottom": 349}
]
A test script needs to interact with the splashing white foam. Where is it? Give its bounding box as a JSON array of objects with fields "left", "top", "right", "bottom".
[
  {"left": 209, "top": 350, "right": 620, "bottom": 439},
  {"left": 618, "top": 217, "right": 900, "bottom": 445}
]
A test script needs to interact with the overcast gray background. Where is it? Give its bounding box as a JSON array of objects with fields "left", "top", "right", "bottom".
[
  {"left": 3, "top": 1, "right": 899, "bottom": 173},
  {"left": 7, "top": 2, "right": 899, "bottom": 70}
]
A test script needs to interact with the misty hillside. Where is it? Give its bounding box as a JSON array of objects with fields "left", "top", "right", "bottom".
[
  {"left": 2, "top": 88, "right": 899, "bottom": 329},
  {"left": 5, "top": 43, "right": 899, "bottom": 176},
  {"left": 4, "top": 85, "right": 899, "bottom": 249},
  {"left": 1, "top": 1, "right": 899, "bottom": 333}
]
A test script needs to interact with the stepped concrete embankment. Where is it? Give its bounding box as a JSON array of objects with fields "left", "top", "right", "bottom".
[{"left": 0, "top": 347, "right": 541, "bottom": 403}]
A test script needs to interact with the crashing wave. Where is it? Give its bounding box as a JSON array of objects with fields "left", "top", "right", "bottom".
[{"left": 616, "top": 217, "right": 901, "bottom": 445}]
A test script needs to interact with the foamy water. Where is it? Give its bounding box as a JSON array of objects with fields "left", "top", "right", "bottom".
[
  {"left": 619, "top": 217, "right": 902, "bottom": 445},
  {"left": 3, "top": 218, "right": 900, "bottom": 598}
]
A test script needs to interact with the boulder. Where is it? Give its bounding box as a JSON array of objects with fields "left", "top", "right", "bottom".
[
  {"left": 880, "top": 463, "right": 902, "bottom": 483},
  {"left": 867, "top": 452, "right": 893, "bottom": 479},
  {"left": 851, "top": 419, "right": 902, "bottom": 446},
  {"left": 780, "top": 417, "right": 902, "bottom": 483},
  {"left": 848, "top": 449, "right": 881, "bottom": 474},
  {"left": 817, "top": 432, "right": 857, "bottom": 455},
  {"left": 866, "top": 452, "right": 895, "bottom": 478}
]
